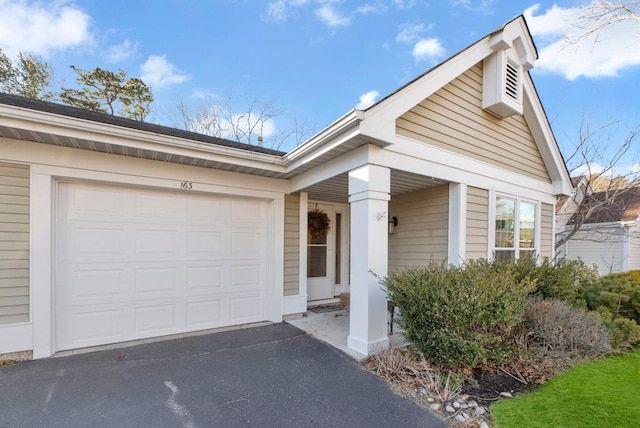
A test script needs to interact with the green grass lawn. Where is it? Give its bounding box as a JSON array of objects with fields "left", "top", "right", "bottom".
[{"left": 490, "top": 351, "right": 640, "bottom": 428}]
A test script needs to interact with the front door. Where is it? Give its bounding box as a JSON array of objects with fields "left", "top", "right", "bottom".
[{"left": 307, "top": 203, "right": 334, "bottom": 301}]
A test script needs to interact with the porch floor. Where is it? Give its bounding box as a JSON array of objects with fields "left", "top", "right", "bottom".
[{"left": 286, "top": 308, "right": 408, "bottom": 361}]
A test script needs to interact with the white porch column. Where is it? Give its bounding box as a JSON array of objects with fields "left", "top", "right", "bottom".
[
  {"left": 448, "top": 182, "right": 467, "bottom": 266},
  {"left": 347, "top": 164, "right": 390, "bottom": 356}
]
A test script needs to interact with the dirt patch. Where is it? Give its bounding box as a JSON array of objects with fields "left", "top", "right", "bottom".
[{"left": 464, "top": 368, "right": 537, "bottom": 407}]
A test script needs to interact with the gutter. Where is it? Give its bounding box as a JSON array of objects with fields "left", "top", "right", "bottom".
[
  {"left": 0, "top": 104, "right": 287, "bottom": 172},
  {"left": 283, "top": 109, "right": 364, "bottom": 166}
]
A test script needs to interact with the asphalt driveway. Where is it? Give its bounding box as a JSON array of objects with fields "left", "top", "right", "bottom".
[{"left": 0, "top": 323, "right": 445, "bottom": 427}]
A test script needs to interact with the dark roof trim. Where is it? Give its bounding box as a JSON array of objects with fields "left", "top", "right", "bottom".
[
  {"left": 0, "top": 92, "right": 286, "bottom": 157},
  {"left": 569, "top": 187, "right": 640, "bottom": 224}
]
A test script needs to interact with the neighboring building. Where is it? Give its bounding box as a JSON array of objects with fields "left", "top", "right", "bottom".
[
  {"left": 0, "top": 15, "right": 571, "bottom": 359},
  {"left": 560, "top": 187, "right": 640, "bottom": 275}
]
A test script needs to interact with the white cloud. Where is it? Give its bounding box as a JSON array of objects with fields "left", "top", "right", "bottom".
[
  {"left": 262, "top": 0, "right": 310, "bottom": 22},
  {"left": 191, "top": 88, "right": 219, "bottom": 100},
  {"left": 315, "top": 4, "right": 351, "bottom": 27},
  {"left": 524, "top": 3, "right": 579, "bottom": 39},
  {"left": 355, "top": 3, "right": 387, "bottom": 15},
  {"left": 264, "top": 1, "right": 382, "bottom": 27},
  {"left": 393, "top": 0, "right": 416, "bottom": 9},
  {"left": 525, "top": 2, "right": 640, "bottom": 80},
  {"left": 263, "top": 0, "right": 288, "bottom": 22},
  {"left": 453, "top": 0, "right": 495, "bottom": 14},
  {"left": 355, "top": 90, "right": 379, "bottom": 109},
  {"left": 412, "top": 38, "right": 445, "bottom": 62},
  {"left": 0, "top": 0, "right": 93, "bottom": 57},
  {"left": 106, "top": 39, "right": 138, "bottom": 62},
  {"left": 396, "top": 23, "right": 426, "bottom": 44},
  {"left": 140, "top": 55, "right": 189, "bottom": 88}
]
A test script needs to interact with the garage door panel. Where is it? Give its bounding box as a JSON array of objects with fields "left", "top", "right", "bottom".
[
  {"left": 56, "top": 224, "right": 129, "bottom": 263},
  {"left": 73, "top": 227, "right": 124, "bottom": 255},
  {"left": 186, "top": 299, "right": 222, "bottom": 326},
  {"left": 56, "top": 182, "right": 271, "bottom": 351},
  {"left": 186, "top": 230, "right": 223, "bottom": 254},
  {"left": 186, "top": 265, "right": 223, "bottom": 290},
  {"left": 135, "top": 193, "right": 180, "bottom": 219},
  {"left": 229, "top": 294, "right": 266, "bottom": 321},
  {"left": 230, "top": 264, "right": 265, "bottom": 288},
  {"left": 187, "top": 196, "right": 223, "bottom": 222},
  {"left": 56, "top": 265, "right": 130, "bottom": 304},
  {"left": 231, "top": 199, "right": 267, "bottom": 224},
  {"left": 59, "top": 186, "right": 126, "bottom": 220},
  {"left": 135, "top": 229, "right": 179, "bottom": 255},
  {"left": 134, "top": 267, "right": 179, "bottom": 294},
  {"left": 62, "top": 307, "right": 126, "bottom": 348},
  {"left": 134, "top": 304, "right": 177, "bottom": 333},
  {"left": 68, "top": 268, "right": 127, "bottom": 299},
  {"left": 231, "top": 231, "right": 267, "bottom": 257}
]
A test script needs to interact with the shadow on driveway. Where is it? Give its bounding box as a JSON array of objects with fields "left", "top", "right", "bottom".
[{"left": 0, "top": 323, "right": 445, "bottom": 427}]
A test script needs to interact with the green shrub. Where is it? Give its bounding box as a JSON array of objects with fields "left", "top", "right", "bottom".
[
  {"left": 585, "top": 271, "right": 640, "bottom": 323},
  {"left": 383, "top": 260, "right": 534, "bottom": 369},
  {"left": 517, "top": 297, "right": 610, "bottom": 359},
  {"left": 509, "top": 258, "right": 598, "bottom": 306},
  {"left": 575, "top": 270, "right": 640, "bottom": 349},
  {"left": 593, "top": 306, "right": 640, "bottom": 349}
]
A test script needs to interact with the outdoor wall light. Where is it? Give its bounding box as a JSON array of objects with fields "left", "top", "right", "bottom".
[{"left": 388, "top": 216, "right": 398, "bottom": 234}]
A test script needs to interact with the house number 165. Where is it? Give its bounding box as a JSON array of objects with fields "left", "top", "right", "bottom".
[{"left": 181, "top": 181, "right": 193, "bottom": 190}]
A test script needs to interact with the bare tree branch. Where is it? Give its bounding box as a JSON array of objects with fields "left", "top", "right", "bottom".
[
  {"left": 569, "top": 1, "right": 640, "bottom": 44},
  {"left": 168, "top": 90, "right": 315, "bottom": 150},
  {"left": 556, "top": 116, "right": 640, "bottom": 252}
]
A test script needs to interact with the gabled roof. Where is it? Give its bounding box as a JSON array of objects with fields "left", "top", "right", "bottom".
[
  {"left": 363, "top": 15, "right": 538, "bottom": 114},
  {"left": 353, "top": 15, "right": 571, "bottom": 196},
  {"left": 0, "top": 15, "right": 572, "bottom": 200},
  {"left": 569, "top": 187, "right": 640, "bottom": 224}
]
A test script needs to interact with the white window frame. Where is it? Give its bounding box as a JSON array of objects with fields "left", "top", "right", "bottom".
[{"left": 489, "top": 192, "right": 541, "bottom": 261}]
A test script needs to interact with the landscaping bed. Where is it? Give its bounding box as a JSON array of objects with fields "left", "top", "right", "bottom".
[
  {"left": 368, "top": 259, "right": 640, "bottom": 427},
  {"left": 365, "top": 347, "right": 554, "bottom": 427}
]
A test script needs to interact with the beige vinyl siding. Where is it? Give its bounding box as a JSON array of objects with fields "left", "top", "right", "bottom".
[
  {"left": 396, "top": 62, "right": 551, "bottom": 183},
  {"left": 283, "top": 193, "right": 300, "bottom": 296},
  {"left": 466, "top": 186, "right": 489, "bottom": 260},
  {"left": 539, "top": 202, "right": 553, "bottom": 259},
  {"left": 0, "top": 162, "right": 29, "bottom": 325},
  {"left": 389, "top": 185, "right": 449, "bottom": 271}
]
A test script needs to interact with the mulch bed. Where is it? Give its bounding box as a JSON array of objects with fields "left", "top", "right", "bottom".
[{"left": 464, "top": 367, "right": 538, "bottom": 407}]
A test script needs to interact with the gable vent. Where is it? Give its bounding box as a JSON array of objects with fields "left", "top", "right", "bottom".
[
  {"left": 505, "top": 62, "right": 519, "bottom": 100},
  {"left": 482, "top": 51, "right": 523, "bottom": 119}
]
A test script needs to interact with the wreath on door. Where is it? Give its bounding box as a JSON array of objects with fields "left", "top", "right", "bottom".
[{"left": 308, "top": 209, "right": 331, "bottom": 240}]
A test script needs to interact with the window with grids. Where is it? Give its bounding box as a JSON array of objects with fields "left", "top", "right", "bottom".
[{"left": 494, "top": 196, "right": 537, "bottom": 261}]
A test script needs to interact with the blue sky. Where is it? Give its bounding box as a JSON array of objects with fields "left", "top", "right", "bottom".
[{"left": 0, "top": 0, "right": 639, "bottom": 169}]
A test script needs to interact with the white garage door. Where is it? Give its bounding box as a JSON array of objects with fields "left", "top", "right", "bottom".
[{"left": 55, "top": 182, "right": 271, "bottom": 351}]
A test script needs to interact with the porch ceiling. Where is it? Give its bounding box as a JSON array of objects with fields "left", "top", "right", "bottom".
[{"left": 305, "top": 169, "right": 447, "bottom": 203}]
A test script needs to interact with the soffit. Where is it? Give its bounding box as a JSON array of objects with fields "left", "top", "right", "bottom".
[
  {"left": 304, "top": 169, "right": 447, "bottom": 203},
  {"left": 0, "top": 124, "right": 289, "bottom": 178},
  {"left": 0, "top": 120, "right": 379, "bottom": 181}
]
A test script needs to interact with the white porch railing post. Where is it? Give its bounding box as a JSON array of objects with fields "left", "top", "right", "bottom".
[
  {"left": 347, "top": 164, "right": 390, "bottom": 356},
  {"left": 448, "top": 182, "right": 467, "bottom": 266}
]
